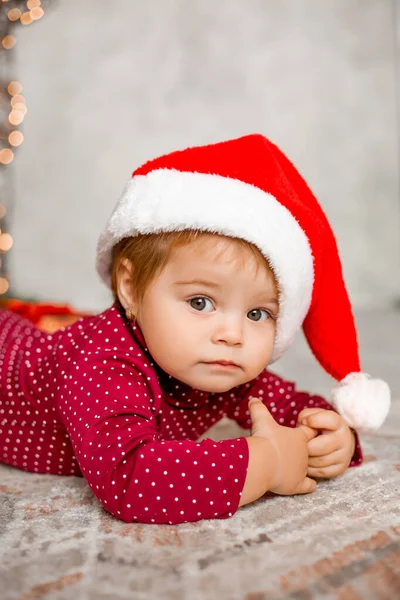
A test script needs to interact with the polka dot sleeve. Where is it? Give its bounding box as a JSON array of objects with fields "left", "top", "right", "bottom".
[
  {"left": 57, "top": 354, "right": 249, "bottom": 524},
  {"left": 227, "top": 369, "right": 363, "bottom": 468}
]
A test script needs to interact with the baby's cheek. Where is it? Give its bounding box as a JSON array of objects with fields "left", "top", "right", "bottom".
[{"left": 251, "top": 351, "right": 273, "bottom": 379}]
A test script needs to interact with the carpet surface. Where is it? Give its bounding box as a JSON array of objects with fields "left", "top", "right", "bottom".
[{"left": 0, "top": 306, "right": 399, "bottom": 600}]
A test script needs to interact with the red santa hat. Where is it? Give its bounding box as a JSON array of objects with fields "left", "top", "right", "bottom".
[{"left": 96, "top": 133, "right": 390, "bottom": 432}]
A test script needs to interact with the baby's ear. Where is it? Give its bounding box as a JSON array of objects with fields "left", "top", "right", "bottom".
[
  {"left": 121, "top": 258, "right": 133, "bottom": 272},
  {"left": 115, "top": 259, "right": 137, "bottom": 312}
]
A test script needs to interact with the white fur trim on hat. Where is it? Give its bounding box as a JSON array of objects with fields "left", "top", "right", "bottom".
[
  {"left": 96, "top": 169, "right": 314, "bottom": 362},
  {"left": 330, "top": 372, "right": 391, "bottom": 432}
]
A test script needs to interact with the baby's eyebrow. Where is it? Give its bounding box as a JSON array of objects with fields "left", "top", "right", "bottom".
[
  {"left": 174, "top": 279, "right": 222, "bottom": 289},
  {"left": 174, "top": 280, "right": 279, "bottom": 305},
  {"left": 257, "top": 297, "right": 279, "bottom": 306}
]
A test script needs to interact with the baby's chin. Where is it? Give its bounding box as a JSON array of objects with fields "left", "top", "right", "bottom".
[{"left": 175, "top": 373, "right": 248, "bottom": 394}]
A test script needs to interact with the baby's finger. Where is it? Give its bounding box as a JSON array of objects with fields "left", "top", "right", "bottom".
[
  {"left": 298, "top": 423, "right": 319, "bottom": 441},
  {"left": 294, "top": 477, "right": 318, "bottom": 495},
  {"left": 297, "top": 408, "right": 323, "bottom": 425},
  {"left": 308, "top": 449, "right": 344, "bottom": 468},
  {"left": 248, "top": 397, "right": 277, "bottom": 437},
  {"left": 307, "top": 432, "right": 340, "bottom": 457},
  {"left": 302, "top": 410, "right": 342, "bottom": 431},
  {"left": 307, "top": 463, "right": 345, "bottom": 479}
]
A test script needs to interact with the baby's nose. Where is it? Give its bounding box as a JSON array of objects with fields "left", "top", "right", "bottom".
[{"left": 212, "top": 316, "right": 244, "bottom": 345}]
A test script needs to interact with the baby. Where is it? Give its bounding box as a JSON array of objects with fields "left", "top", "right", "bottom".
[{"left": 0, "top": 134, "right": 390, "bottom": 524}]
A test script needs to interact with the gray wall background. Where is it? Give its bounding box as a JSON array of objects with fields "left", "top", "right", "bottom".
[{"left": 8, "top": 0, "right": 400, "bottom": 312}]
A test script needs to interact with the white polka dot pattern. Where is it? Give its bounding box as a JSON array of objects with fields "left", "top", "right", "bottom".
[{"left": 0, "top": 303, "right": 363, "bottom": 524}]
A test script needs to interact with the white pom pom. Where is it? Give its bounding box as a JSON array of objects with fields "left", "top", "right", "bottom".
[{"left": 330, "top": 372, "right": 391, "bottom": 432}]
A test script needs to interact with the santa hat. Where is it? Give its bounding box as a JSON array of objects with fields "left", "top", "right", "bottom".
[{"left": 96, "top": 133, "right": 390, "bottom": 432}]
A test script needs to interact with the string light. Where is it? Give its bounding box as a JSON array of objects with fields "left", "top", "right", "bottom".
[
  {"left": 0, "top": 232, "right": 13, "bottom": 251},
  {"left": 30, "top": 6, "right": 43, "bottom": 20},
  {"left": 8, "top": 130, "right": 23, "bottom": 145},
  {"left": 20, "top": 11, "right": 32, "bottom": 25},
  {"left": 0, "top": 148, "right": 14, "bottom": 163},
  {"left": 7, "top": 80, "right": 22, "bottom": 95},
  {"left": 0, "top": 278, "right": 9, "bottom": 294},
  {"left": 11, "top": 93, "right": 26, "bottom": 105},
  {"left": 8, "top": 110, "right": 24, "bottom": 125},
  {"left": 7, "top": 8, "right": 21, "bottom": 20},
  {"left": 0, "top": 0, "right": 50, "bottom": 296},
  {"left": 1, "top": 34, "right": 16, "bottom": 49}
]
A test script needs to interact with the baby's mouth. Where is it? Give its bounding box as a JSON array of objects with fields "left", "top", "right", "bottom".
[{"left": 203, "top": 360, "right": 241, "bottom": 369}]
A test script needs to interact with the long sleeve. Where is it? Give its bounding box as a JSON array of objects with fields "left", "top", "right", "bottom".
[
  {"left": 57, "top": 351, "right": 249, "bottom": 524},
  {"left": 226, "top": 369, "right": 363, "bottom": 468}
]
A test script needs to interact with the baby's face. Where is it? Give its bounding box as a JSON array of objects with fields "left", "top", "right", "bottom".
[{"left": 135, "top": 235, "right": 279, "bottom": 393}]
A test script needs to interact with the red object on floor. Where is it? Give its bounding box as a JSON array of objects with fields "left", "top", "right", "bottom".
[{"left": 1, "top": 298, "right": 85, "bottom": 330}]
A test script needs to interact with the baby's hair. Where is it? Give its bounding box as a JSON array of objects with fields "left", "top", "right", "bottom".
[{"left": 110, "top": 230, "right": 278, "bottom": 305}]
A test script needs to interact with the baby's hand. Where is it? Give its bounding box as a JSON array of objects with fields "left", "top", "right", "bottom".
[{"left": 296, "top": 408, "right": 356, "bottom": 479}]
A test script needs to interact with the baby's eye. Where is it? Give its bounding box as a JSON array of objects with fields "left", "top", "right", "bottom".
[
  {"left": 247, "top": 308, "right": 272, "bottom": 322},
  {"left": 189, "top": 297, "right": 214, "bottom": 312}
]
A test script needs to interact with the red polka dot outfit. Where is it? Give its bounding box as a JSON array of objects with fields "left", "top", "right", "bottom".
[{"left": 0, "top": 302, "right": 363, "bottom": 524}]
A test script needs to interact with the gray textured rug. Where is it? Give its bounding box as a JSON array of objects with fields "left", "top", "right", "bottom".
[
  {"left": 1, "top": 309, "right": 399, "bottom": 599},
  {"left": 1, "top": 408, "right": 399, "bottom": 600}
]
